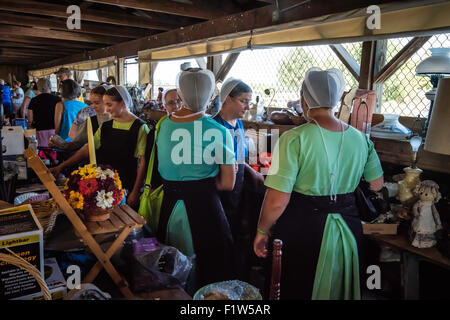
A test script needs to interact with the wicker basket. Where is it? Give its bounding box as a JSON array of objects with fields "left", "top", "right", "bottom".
[
  {"left": 83, "top": 206, "right": 114, "bottom": 222},
  {"left": 30, "top": 199, "right": 62, "bottom": 238},
  {"left": 0, "top": 248, "right": 51, "bottom": 300}
]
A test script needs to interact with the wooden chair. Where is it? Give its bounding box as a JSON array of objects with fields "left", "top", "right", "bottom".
[
  {"left": 269, "top": 239, "right": 282, "bottom": 300},
  {"left": 24, "top": 147, "right": 145, "bottom": 299}
]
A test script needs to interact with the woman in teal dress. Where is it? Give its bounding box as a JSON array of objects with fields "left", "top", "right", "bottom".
[
  {"left": 253, "top": 68, "right": 384, "bottom": 300},
  {"left": 154, "top": 68, "right": 237, "bottom": 290}
]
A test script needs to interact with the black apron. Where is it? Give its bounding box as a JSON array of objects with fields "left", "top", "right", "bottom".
[
  {"left": 156, "top": 177, "right": 236, "bottom": 290},
  {"left": 269, "top": 191, "right": 363, "bottom": 300},
  {"left": 90, "top": 115, "right": 99, "bottom": 134},
  {"left": 96, "top": 118, "right": 144, "bottom": 192},
  {"left": 218, "top": 163, "right": 245, "bottom": 240}
]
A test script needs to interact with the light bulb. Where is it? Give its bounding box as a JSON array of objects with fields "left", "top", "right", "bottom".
[{"left": 410, "top": 135, "right": 422, "bottom": 152}]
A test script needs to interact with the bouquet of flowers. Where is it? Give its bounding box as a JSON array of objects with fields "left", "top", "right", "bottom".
[{"left": 64, "top": 164, "right": 124, "bottom": 221}]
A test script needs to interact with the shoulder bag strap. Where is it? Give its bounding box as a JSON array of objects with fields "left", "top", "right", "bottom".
[{"left": 144, "top": 115, "right": 167, "bottom": 189}]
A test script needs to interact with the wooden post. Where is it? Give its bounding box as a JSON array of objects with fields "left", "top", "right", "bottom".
[
  {"left": 359, "top": 41, "right": 376, "bottom": 90},
  {"left": 207, "top": 55, "right": 222, "bottom": 76},
  {"left": 150, "top": 61, "right": 158, "bottom": 99},
  {"left": 373, "top": 40, "right": 387, "bottom": 113},
  {"left": 97, "top": 68, "right": 102, "bottom": 83},
  {"left": 118, "top": 58, "right": 124, "bottom": 85},
  {"left": 270, "top": 239, "right": 282, "bottom": 300}
]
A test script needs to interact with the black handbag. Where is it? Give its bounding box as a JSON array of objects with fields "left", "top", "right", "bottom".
[
  {"left": 355, "top": 135, "right": 390, "bottom": 222},
  {"left": 354, "top": 179, "right": 389, "bottom": 222}
]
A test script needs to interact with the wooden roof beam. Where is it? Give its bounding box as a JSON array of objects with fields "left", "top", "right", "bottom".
[
  {"left": 0, "top": 47, "right": 82, "bottom": 56},
  {"left": 0, "top": 60, "right": 41, "bottom": 66},
  {"left": 84, "top": 0, "right": 239, "bottom": 20},
  {"left": 0, "top": 35, "right": 104, "bottom": 49},
  {"left": 216, "top": 52, "right": 240, "bottom": 83},
  {"left": 0, "top": 54, "right": 60, "bottom": 61},
  {"left": 32, "top": 0, "right": 411, "bottom": 70},
  {"left": 0, "top": 12, "right": 156, "bottom": 38},
  {"left": 0, "top": 41, "right": 81, "bottom": 51},
  {"left": 329, "top": 44, "right": 360, "bottom": 81},
  {"left": 0, "top": 48, "right": 62, "bottom": 56},
  {"left": 0, "top": 25, "right": 131, "bottom": 44},
  {"left": 0, "top": 0, "right": 175, "bottom": 30}
]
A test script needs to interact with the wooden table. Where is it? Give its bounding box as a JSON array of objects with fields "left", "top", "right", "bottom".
[{"left": 368, "top": 232, "right": 450, "bottom": 299}]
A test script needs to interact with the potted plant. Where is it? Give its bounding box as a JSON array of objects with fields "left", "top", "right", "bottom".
[{"left": 64, "top": 164, "right": 124, "bottom": 221}]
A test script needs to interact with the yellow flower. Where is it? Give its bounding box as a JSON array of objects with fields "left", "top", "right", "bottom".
[
  {"left": 69, "top": 191, "right": 84, "bottom": 210},
  {"left": 115, "top": 179, "right": 122, "bottom": 190},
  {"left": 81, "top": 172, "right": 97, "bottom": 180},
  {"left": 113, "top": 174, "right": 122, "bottom": 190},
  {"left": 78, "top": 165, "right": 97, "bottom": 180}
]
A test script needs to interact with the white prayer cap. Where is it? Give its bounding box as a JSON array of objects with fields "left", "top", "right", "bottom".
[
  {"left": 176, "top": 68, "right": 215, "bottom": 112},
  {"left": 101, "top": 83, "right": 113, "bottom": 91},
  {"left": 300, "top": 67, "right": 345, "bottom": 109},
  {"left": 219, "top": 77, "right": 242, "bottom": 104},
  {"left": 114, "top": 85, "right": 133, "bottom": 110},
  {"left": 162, "top": 88, "right": 178, "bottom": 106}
]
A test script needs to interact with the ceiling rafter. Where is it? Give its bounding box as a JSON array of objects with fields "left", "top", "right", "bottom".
[
  {"left": 84, "top": 0, "right": 239, "bottom": 20},
  {"left": 0, "top": 24, "right": 132, "bottom": 44},
  {"left": 0, "top": 12, "right": 155, "bottom": 38},
  {"left": 0, "top": 0, "right": 177, "bottom": 30},
  {"left": 0, "top": 34, "right": 103, "bottom": 48}
]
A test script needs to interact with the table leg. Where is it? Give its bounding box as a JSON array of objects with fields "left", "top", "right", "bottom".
[{"left": 401, "top": 252, "right": 420, "bottom": 300}]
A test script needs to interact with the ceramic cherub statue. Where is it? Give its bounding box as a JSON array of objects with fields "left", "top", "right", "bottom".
[{"left": 409, "top": 180, "right": 443, "bottom": 248}]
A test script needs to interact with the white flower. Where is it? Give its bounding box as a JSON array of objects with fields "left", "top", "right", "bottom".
[
  {"left": 95, "top": 167, "right": 115, "bottom": 180},
  {"left": 96, "top": 190, "right": 114, "bottom": 209},
  {"left": 95, "top": 167, "right": 107, "bottom": 179},
  {"left": 105, "top": 169, "right": 115, "bottom": 178}
]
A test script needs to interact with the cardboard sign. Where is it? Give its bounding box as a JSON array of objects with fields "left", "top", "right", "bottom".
[{"left": 0, "top": 205, "right": 44, "bottom": 300}]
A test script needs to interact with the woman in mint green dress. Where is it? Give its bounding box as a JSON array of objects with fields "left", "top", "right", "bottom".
[
  {"left": 155, "top": 68, "right": 237, "bottom": 291},
  {"left": 253, "top": 68, "right": 384, "bottom": 300}
]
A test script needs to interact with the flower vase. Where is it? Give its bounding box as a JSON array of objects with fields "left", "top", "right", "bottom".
[
  {"left": 398, "top": 167, "right": 422, "bottom": 207},
  {"left": 83, "top": 206, "right": 114, "bottom": 222}
]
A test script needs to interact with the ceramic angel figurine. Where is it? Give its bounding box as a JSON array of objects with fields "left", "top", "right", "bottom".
[{"left": 409, "top": 180, "right": 443, "bottom": 248}]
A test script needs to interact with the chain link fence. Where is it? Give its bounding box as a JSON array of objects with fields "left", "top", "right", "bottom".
[
  {"left": 382, "top": 33, "right": 450, "bottom": 117},
  {"left": 152, "top": 32, "right": 450, "bottom": 117},
  {"left": 225, "top": 44, "right": 360, "bottom": 109}
]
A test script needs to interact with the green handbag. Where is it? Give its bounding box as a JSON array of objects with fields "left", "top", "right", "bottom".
[{"left": 138, "top": 116, "right": 167, "bottom": 234}]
